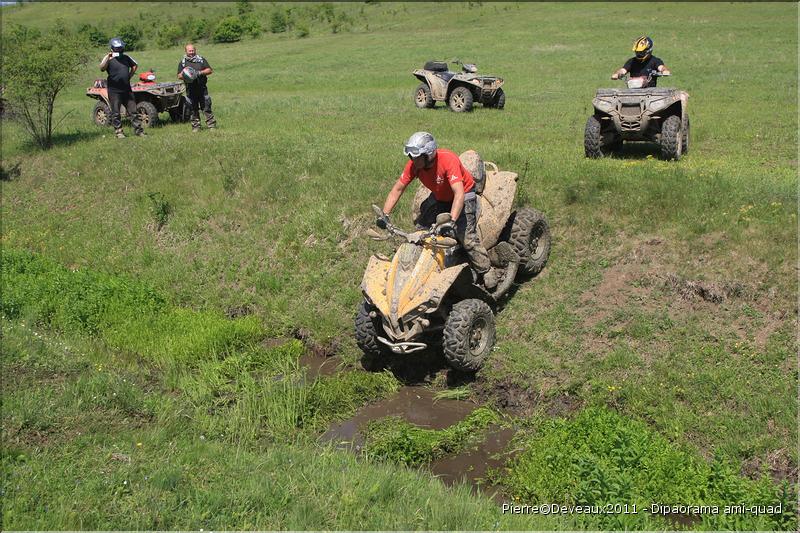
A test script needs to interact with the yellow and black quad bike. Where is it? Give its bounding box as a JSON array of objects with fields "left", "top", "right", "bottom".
[{"left": 355, "top": 152, "right": 551, "bottom": 372}]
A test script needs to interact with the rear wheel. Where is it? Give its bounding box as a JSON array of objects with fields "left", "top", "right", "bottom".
[
  {"left": 448, "top": 86, "right": 474, "bottom": 112},
  {"left": 92, "top": 101, "right": 111, "bottom": 127},
  {"left": 414, "top": 83, "right": 435, "bottom": 109},
  {"left": 660, "top": 115, "right": 682, "bottom": 160},
  {"left": 506, "top": 207, "right": 551, "bottom": 279},
  {"left": 136, "top": 101, "right": 159, "bottom": 128},
  {"left": 443, "top": 299, "right": 495, "bottom": 372}
]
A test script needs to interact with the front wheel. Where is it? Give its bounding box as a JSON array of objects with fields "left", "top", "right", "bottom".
[
  {"left": 682, "top": 115, "right": 690, "bottom": 155},
  {"left": 136, "top": 101, "right": 159, "bottom": 128},
  {"left": 414, "top": 83, "right": 435, "bottom": 109},
  {"left": 660, "top": 115, "right": 682, "bottom": 161},
  {"left": 506, "top": 207, "right": 551, "bottom": 279},
  {"left": 584, "top": 115, "right": 606, "bottom": 158},
  {"left": 92, "top": 101, "right": 111, "bottom": 127},
  {"left": 493, "top": 88, "right": 505, "bottom": 109},
  {"left": 448, "top": 86, "right": 474, "bottom": 112},
  {"left": 355, "top": 300, "right": 386, "bottom": 370},
  {"left": 443, "top": 299, "right": 495, "bottom": 372}
]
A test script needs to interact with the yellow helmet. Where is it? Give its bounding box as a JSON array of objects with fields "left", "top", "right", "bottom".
[{"left": 632, "top": 36, "right": 653, "bottom": 61}]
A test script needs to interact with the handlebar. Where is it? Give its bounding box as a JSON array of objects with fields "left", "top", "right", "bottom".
[{"left": 368, "top": 204, "right": 458, "bottom": 249}]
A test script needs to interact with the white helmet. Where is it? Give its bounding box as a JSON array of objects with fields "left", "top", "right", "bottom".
[
  {"left": 109, "top": 37, "right": 125, "bottom": 52},
  {"left": 403, "top": 131, "right": 437, "bottom": 159},
  {"left": 181, "top": 66, "right": 198, "bottom": 83}
]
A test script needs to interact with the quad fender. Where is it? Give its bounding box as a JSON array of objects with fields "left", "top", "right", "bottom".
[
  {"left": 414, "top": 69, "right": 448, "bottom": 100},
  {"left": 446, "top": 80, "right": 478, "bottom": 100},
  {"left": 361, "top": 255, "right": 392, "bottom": 318}
]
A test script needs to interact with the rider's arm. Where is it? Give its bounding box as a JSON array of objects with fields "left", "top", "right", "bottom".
[
  {"left": 658, "top": 64, "right": 671, "bottom": 75},
  {"left": 99, "top": 53, "right": 112, "bottom": 71},
  {"left": 611, "top": 67, "right": 627, "bottom": 79},
  {"left": 382, "top": 178, "right": 408, "bottom": 215},
  {"left": 129, "top": 64, "right": 138, "bottom": 79},
  {"left": 449, "top": 181, "right": 465, "bottom": 221},
  {"left": 200, "top": 60, "right": 212, "bottom": 77}
]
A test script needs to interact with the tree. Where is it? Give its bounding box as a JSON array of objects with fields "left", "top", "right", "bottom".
[
  {"left": 0, "top": 28, "right": 91, "bottom": 149},
  {"left": 213, "top": 16, "right": 243, "bottom": 43}
]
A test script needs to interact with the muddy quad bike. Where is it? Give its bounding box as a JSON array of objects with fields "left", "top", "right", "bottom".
[
  {"left": 356, "top": 153, "right": 551, "bottom": 372},
  {"left": 86, "top": 74, "right": 190, "bottom": 128},
  {"left": 413, "top": 60, "right": 505, "bottom": 113},
  {"left": 585, "top": 71, "right": 690, "bottom": 160}
]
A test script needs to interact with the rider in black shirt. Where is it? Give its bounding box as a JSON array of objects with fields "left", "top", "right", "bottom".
[
  {"left": 611, "top": 36, "right": 671, "bottom": 87},
  {"left": 99, "top": 37, "right": 144, "bottom": 138}
]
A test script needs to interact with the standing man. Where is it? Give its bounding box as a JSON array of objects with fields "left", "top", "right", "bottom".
[
  {"left": 100, "top": 37, "right": 145, "bottom": 138},
  {"left": 378, "top": 132, "right": 498, "bottom": 290},
  {"left": 177, "top": 43, "right": 217, "bottom": 132},
  {"left": 611, "top": 36, "right": 671, "bottom": 87}
]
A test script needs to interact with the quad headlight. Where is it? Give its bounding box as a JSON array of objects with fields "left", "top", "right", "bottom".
[
  {"left": 594, "top": 98, "right": 614, "bottom": 113},
  {"left": 649, "top": 98, "right": 667, "bottom": 112}
]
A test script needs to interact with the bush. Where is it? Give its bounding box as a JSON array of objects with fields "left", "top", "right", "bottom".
[
  {"left": 269, "top": 8, "right": 288, "bottom": 33},
  {"left": 294, "top": 22, "right": 310, "bottom": 39},
  {"left": 213, "top": 16, "right": 243, "bottom": 43},
  {"left": 0, "top": 28, "right": 91, "bottom": 149},
  {"left": 156, "top": 23, "right": 182, "bottom": 49},
  {"left": 114, "top": 23, "right": 143, "bottom": 51},
  {"left": 184, "top": 17, "right": 213, "bottom": 41},
  {"left": 77, "top": 23, "right": 107, "bottom": 47},
  {"left": 239, "top": 14, "right": 262, "bottom": 38}
]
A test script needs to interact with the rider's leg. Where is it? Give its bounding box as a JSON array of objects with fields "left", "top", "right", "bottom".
[{"left": 455, "top": 193, "right": 492, "bottom": 285}]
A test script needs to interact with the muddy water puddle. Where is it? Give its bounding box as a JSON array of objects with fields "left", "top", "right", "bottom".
[
  {"left": 298, "top": 352, "right": 339, "bottom": 380},
  {"left": 322, "top": 386, "right": 515, "bottom": 501},
  {"left": 321, "top": 386, "right": 477, "bottom": 449},
  {"left": 428, "top": 425, "right": 514, "bottom": 501}
]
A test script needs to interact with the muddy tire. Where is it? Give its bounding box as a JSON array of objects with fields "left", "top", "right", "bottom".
[
  {"left": 355, "top": 301, "right": 386, "bottom": 370},
  {"left": 660, "top": 115, "right": 682, "bottom": 161},
  {"left": 506, "top": 207, "right": 551, "bottom": 279},
  {"left": 443, "top": 299, "right": 495, "bottom": 372},
  {"left": 136, "top": 101, "right": 159, "bottom": 128},
  {"left": 448, "top": 86, "right": 473, "bottom": 113},
  {"left": 169, "top": 98, "right": 191, "bottom": 123},
  {"left": 414, "top": 83, "right": 435, "bottom": 109},
  {"left": 93, "top": 101, "right": 111, "bottom": 127},
  {"left": 584, "top": 115, "right": 606, "bottom": 158},
  {"left": 486, "top": 88, "right": 505, "bottom": 109},
  {"left": 682, "top": 115, "right": 690, "bottom": 156}
]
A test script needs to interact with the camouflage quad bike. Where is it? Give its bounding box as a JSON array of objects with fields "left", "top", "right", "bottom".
[
  {"left": 86, "top": 73, "right": 190, "bottom": 128},
  {"left": 412, "top": 60, "right": 505, "bottom": 112},
  {"left": 356, "top": 152, "right": 551, "bottom": 372},
  {"left": 585, "top": 71, "right": 690, "bottom": 160}
]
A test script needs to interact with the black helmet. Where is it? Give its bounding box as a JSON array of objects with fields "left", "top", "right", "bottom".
[
  {"left": 632, "top": 36, "right": 653, "bottom": 61},
  {"left": 109, "top": 37, "right": 125, "bottom": 53}
]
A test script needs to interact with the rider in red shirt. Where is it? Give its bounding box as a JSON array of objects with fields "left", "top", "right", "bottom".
[{"left": 378, "top": 132, "right": 496, "bottom": 289}]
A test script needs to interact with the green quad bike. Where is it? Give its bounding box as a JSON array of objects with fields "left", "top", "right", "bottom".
[{"left": 585, "top": 71, "right": 690, "bottom": 160}]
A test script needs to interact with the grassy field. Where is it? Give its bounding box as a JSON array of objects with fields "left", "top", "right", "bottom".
[{"left": 2, "top": 1, "right": 797, "bottom": 530}]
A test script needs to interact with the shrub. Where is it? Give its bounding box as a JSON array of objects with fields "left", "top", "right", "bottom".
[
  {"left": 294, "top": 22, "right": 310, "bottom": 39},
  {"left": 239, "top": 14, "right": 262, "bottom": 38},
  {"left": 269, "top": 8, "right": 288, "bottom": 33},
  {"left": 77, "top": 23, "right": 107, "bottom": 47},
  {"left": 114, "top": 23, "right": 143, "bottom": 51},
  {"left": 156, "top": 23, "right": 182, "bottom": 49},
  {"left": 213, "top": 16, "right": 243, "bottom": 43},
  {"left": 0, "top": 28, "right": 91, "bottom": 149}
]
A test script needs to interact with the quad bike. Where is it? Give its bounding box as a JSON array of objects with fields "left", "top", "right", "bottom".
[
  {"left": 86, "top": 70, "right": 190, "bottom": 128},
  {"left": 355, "top": 153, "right": 551, "bottom": 372},
  {"left": 584, "top": 71, "right": 690, "bottom": 160},
  {"left": 412, "top": 60, "right": 505, "bottom": 112}
]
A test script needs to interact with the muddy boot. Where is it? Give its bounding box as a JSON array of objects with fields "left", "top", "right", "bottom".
[
  {"left": 482, "top": 268, "right": 499, "bottom": 290},
  {"left": 115, "top": 129, "right": 126, "bottom": 139},
  {"left": 135, "top": 129, "right": 147, "bottom": 137}
]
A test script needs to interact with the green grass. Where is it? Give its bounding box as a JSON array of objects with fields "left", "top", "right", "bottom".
[
  {"left": 500, "top": 407, "right": 796, "bottom": 530},
  {"left": 1, "top": 1, "right": 797, "bottom": 529}
]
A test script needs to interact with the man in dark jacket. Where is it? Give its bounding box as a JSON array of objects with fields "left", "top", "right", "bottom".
[
  {"left": 177, "top": 43, "right": 217, "bottom": 132},
  {"left": 100, "top": 37, "right": 145, "bottom": 138}
]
